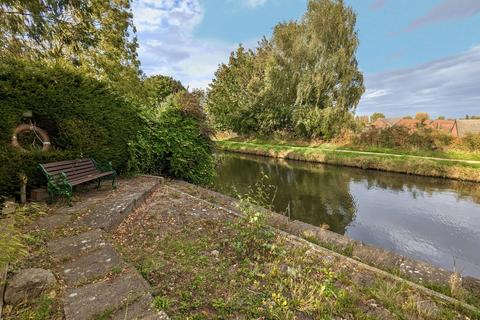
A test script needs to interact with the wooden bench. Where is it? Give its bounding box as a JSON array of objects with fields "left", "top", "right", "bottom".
[{"left": 38, "top": 158, "right": 117, "bottom": 206}]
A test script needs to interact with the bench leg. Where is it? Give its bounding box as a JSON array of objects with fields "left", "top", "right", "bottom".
[
  {"left": 48, "top": 191, "right": 54, "bottom": 205},
  {"left": 112, "top": 175, "right": 117, "bottom": 189},
  {"left": 96, "top": 179, "right": 101, "bottom": 189}
]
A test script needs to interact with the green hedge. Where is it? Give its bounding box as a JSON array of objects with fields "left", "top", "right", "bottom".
[
  {"left": 0, "top": 59, "right": 142, "bottom": 197},
  {"left": 128, "top": 97, "right": 215, "bottom": 186}
]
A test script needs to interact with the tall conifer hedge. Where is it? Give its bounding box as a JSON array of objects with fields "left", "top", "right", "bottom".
[{"left": 0, "top": 59, "right": 142, "bottom": 197}]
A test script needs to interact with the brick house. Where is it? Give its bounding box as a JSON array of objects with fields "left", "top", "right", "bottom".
[
  {"left": 370, "top": 117, "right": 480, "bottom": 138},
  {"left": 454, "top": 119, "right": 480, "bottom": 138}
]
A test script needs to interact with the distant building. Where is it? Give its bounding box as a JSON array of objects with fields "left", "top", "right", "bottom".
[
  {"left": 396, "top": 118, "right": 431, "bottom": 131},
  {"left": 427, "top": 120, "right": 457, "bottom": 135},
  {"left": 371, "top": 118, "right": 401, "bottom": 129},
  {"left": 455, "top": 119, "right": 480, "bottom": 138},
  {"left": 369, "top": 117, "right": 480, "bottom": 138}
]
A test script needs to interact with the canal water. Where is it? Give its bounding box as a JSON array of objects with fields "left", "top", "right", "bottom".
[{"left": 213, "top": 152, "right": 480, "bottom": 278}]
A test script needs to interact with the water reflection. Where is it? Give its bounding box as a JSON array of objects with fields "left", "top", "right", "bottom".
[{"left": 213, "top": 152, "right": 480, "bottom": 278}]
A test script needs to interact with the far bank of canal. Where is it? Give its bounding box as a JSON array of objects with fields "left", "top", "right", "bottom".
[{"left": 213, "top": 151, "right": 480, "bottom": 278}]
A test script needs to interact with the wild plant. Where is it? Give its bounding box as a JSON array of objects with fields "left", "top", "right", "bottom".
[{"left": 230, "top": 172, "right": 279, "bottom": 260}]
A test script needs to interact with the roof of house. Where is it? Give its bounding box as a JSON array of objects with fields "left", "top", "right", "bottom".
[
  {"left": 371, "top": 118, "right": 401, "bottom": 128},
  {"left": 395, "top": 118, "right": 428, "bottom": 129},
  {"left": 456, "top": 119, "right": 480, "bottom": 138},
  {"left": 427, "top": 120, "right": 456, "bottom": 133},
  {"left": 384, "top": 118, "right": 402, "bottom": 126}
]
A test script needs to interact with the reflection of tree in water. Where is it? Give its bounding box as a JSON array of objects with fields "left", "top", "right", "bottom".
[
  {"left": 344, "top": 166, "right": 480, "bottom": 205},
  {"left": 214, "top": 153, "right": 357, "bottom": 234},
  {"left": 214, "top": 152, "right": 480, "bottom": 236}
]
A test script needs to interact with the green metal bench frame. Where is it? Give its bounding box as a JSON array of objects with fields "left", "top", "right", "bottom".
[{"left": 38, "top": 158, "right": 117, "bottom": 206}]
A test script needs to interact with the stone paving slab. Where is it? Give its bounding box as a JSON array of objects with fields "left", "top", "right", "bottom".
[
  {"left": 61, "top": 245, "right": 126, "bottom": 286},
  {"left": 46, "top": 176, "right": 169, "bottom": 319},
  {"left": 63, "top": 269, "right": 152, "bottom": 320},
  {"left": 47, "top": 230, "right": 106, "bottom": 261},
  {"left": 79, "top": 177, "right": 162, "bottom": 231},
  {"left": 35, "top": 213, "right": 71, "bottom": 231}
]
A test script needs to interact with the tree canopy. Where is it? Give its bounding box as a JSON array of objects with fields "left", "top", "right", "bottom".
[
  {"left": 371, "top": 113, "right": 386, "bottom": 122},
  {"left": 0, "top": 0, "right": 141, "bottom": 95},
  {"left": 206, "top": 0, "right": 364, "bottom": 139},
  {"left": 143, "top": 75, "right": 186, "bottom": 108},
  {"left": 0, "top": 0, "right": 216, "bottom": 196}
]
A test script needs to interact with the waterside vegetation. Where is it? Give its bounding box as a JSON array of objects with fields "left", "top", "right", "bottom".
[{"left": 216, "top": 138, "right": 480, "bottom": 182}]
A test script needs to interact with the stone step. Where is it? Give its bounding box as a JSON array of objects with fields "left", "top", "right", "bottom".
[
  {"left": 61, "top": 245, "right": 127, "bottom": 286},
  {"left": 63, "top": 269, "right": 158, "bottom": 320},
  {"left": 47, "top": 230, "right": 107, "bottom": 262},
  {"left": 79, "top": 178, "right": 162, "bottom": 231}
]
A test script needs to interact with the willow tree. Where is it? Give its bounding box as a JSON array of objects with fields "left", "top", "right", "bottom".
[
  {"left": 207, "top": 0, "right": 365, "bottom": 139},
  {"left": 0, "top": 0, "right": 141, "bottom": 96}
]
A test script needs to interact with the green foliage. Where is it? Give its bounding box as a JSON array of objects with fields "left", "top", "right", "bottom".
[
  {"left": 0, "top": 58, "right": 142, "bottom": 197},
  {"left": 207, "top": 0, "right": 364, "bottom": 139},
  {"left": 143, "top": 75, "right": 186, "bottom": 108},
  {"left": 0, "top": 203, "right": 46, "bottom": 268},
  {"left": 461, "top": 133, "right": 480, "bottom": 152},
  {"left": 415, "top": 112, "right": 430, "bottom": 122},
  {"left": 0, "top": 0, "right": 141, "bottom": 98},
  {"left": 128, "top": 94, "right": 214, "bottom": 185},
  {"left": 231, "top": 173, "right": 279, "bottom": 260},
  {"left": 152, "top": 296, "right": 171, "bottom": 311},
  {"left": 0, "top": 217, "right": 27, "bottom": 269},
  {"left": 294, "top": 106, "right": 356, "bottom": 140},
  {"left": 370, "top": 112, "right": 385, "bottom": 122},
  {"left": 354, "top": 126, "right": 454, "bottom": 151},
  {"left": 206, "top": 45, "right": 266, "bottom": 134}
]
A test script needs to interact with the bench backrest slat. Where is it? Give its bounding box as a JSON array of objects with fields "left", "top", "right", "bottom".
[
  {"left": 47, "top": 163, "right": 96, "bottom": 176},
  {"left": 40, "top": 159, "right": 102, "bottom": 183},
  {"left": 42, "top": 159, "right": 91, "bottom": 169},
  {"left": 64, "top": 169, "right": 100, "bottom": 181}
]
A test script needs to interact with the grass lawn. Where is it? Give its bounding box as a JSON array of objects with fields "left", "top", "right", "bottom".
[
  {"left": 113, "top": 183, "right": 479, "bottom": 319},
  {"left": 219, "top": 137, "right": 480, "bottom": 162}
]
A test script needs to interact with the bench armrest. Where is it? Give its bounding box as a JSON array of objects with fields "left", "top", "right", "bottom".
[
  {"left": 91, "top": 159, "right": 116, "bottom": 173},
  {"left": 38, "top": 164, "right": 72, "bottom": 195}
]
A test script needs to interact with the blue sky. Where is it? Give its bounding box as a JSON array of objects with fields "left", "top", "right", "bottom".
[{"left": 132, "top": 0, "right": 480, "bottom": 118}]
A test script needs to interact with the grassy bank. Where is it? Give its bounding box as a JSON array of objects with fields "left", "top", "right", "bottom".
[
  {"left": 114, "top": 182, "right": 480, "bottom": 319},
  {"left": 216, "top": 140, "right": 480, "bottom": 183}
]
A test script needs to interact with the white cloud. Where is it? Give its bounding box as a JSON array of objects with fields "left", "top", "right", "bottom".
[
  {"left": 133, "top": 0, "right": 203, "bottom": 33},
  {"left": 357, "top": 45, "right": 480, "bottom": 118},
  {"left": 244, "top": 0, "right": 268, "bottom": 8},
  {"left": 363, "top": 89, "right": 390, "bottom": 100},
  {"left": 132, "top": 0, "right": 235, "bottom": 89}
]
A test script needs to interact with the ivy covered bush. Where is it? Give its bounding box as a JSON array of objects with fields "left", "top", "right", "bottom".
[{"left": 128, "top": 92, "right": 214, "bottom": 186}]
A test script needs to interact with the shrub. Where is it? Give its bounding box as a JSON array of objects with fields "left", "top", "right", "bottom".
[
  {"left": 354, "top": 126, "right": 453, "bottom": 151},
  {"left": 0, "top": 58, "right": 215, "bottom": 197},
  {"left": 0, "top": 58, "right": 142, "bottom": 197},
  {"left": 128, "top": 94, "right": 215, "bottom": 185},
  {"left": 461, "top": 133, "right": 480, "bottom": 152},
  {"left": 294, "top": 107, "right": 355, "bottom": 140}
]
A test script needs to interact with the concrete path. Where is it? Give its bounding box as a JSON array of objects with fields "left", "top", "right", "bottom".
[{"left": 38, "top": 176, "right": 168, "bottom": 320}]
